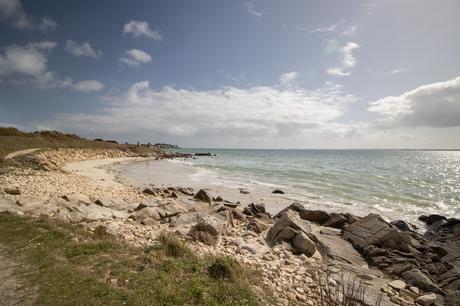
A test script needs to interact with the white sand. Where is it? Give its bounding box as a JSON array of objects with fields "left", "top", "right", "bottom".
[{"left": 64, "top": 157, "right": 156, "bottom": 187}]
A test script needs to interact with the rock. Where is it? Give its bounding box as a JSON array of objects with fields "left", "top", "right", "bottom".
[
  {"left": 410, "top": 286, "right": 420, "bottom": 294},
  {"left": 402, "top": 268, "right": 444, "bottom": 295},
  {"left": 254, "top": 212, "right": 272, "bottom": 220},
  {"left": 94, "top": 199, "right": 104, "bottom": 207},
  {"left": 4, "top": 187, "right": 20, "bottom": 195},
  {"left": 272, "top": 189, "right": 285, "bottom": 194},
  {"left": 274, "top": 202, "right": 306, "bottom": 218},
  {"left": 193, "top": 189, "right": 212, "bottom": 203},
  {"left": 232, "top": 208, "right": 246, "bottom": 221},
  {"left": 323, "top": 213, "right": 348, "bottom": 229},
  {"left": 133, "top": 202, "right": 185, "bottom": 222},
  {"left": 223, "top": 202, "right": 240, "bottom": 209},
  {"left": 389, "top": 280, "right": 407, "bottom": 290},
  {"left": 292, "top": 232, "right": 316, "bottom": 256},
  {"left": 177, "top": 187, "right": 194, "bottom": 196},
  {"left": 239, "top": 189, "right": 250, "bottom": 194},
  {"left": 213, "top": 196, "right": 223, "bottom": 202},
  {"left": 142, "top": 188, "right": 156, "bottom": 195},
  {"left": 267, "top": 210, "right": 312, "bottom": 244},
  {"left": 415, "top": 293, "right": 437, "bottom": 306},
  {"left": 299, "top": 210, "right": 330, "bottom": 224},
  {"left": 419, "top": 214, "right": 447, "bottom": 225},
  {"left": 246, "top": 218, "right": 270, "bottom": 234},
  {"left": 243, "top": 203, "right": 266, "bottom": 216},
  {"left": 266, "top": 210, "right": 316, "bottom": 257},
  {"left": 392, "top": 220, "right": 417, "bottom": 232},
  {"left": 134, "top": 203, "right": 148, "bottom": 211}
]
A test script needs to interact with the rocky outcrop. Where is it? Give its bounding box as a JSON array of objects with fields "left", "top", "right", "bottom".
[{"left": 343, "top": 213, "right": 460, "bottom": 297}]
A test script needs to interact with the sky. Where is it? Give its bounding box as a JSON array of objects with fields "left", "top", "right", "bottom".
[{"left": 1, "top": 0, "right": 460, "bottom": 149}]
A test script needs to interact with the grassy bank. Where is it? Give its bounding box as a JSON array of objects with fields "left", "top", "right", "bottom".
[
  {"left": 0, "top": 127, "right": 159, "bottom": 160},
  {"left": 0, "top": 213, "right": 261, "bottom": 305}
]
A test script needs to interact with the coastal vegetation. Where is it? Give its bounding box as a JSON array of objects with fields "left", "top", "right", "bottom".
[{"left": 0, "top": 213, "right": 260, "bottom": 305}]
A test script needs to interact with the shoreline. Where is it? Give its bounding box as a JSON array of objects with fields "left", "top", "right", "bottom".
[{"left": 1, "top": 147, "right": 459, "bottom": 305}]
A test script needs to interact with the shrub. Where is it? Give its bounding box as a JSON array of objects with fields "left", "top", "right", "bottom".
[{"left": 157, "top": 232, "right": 193, "bottom": 258}]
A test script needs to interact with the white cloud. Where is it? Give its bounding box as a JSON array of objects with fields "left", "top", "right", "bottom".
[
  {"left": 0, "top": 41, "right": 56, "bottom": 77},
  {"left": 310, "top": 21, "right": 358, "bottom": 37},
  {"left": 51, "top": 81, "right": 357, "bottom": 139},
  {"left": 243, "top": 2, "right": 263, "bottom": 18},
  {"left": 119, "top": 49, "right": 152, "bottom": 67},
  {"left": 279, "top": 71, "right": 299, "bottom": 86},
  {"left": 0, "top": 0, "right": 57, "bottom": 31},
  {"left": 123, "top": 20, "right": 162, "bottom": 40},
  {"left": 310, "top": 24, "right": 337, "bottom": 34},
  {"left": 369, "top": 76, "right": 460, "bottom": 128},
  {"left": 0, "top": 41, "right": 103, "bottom": 92},
  {"left": 65, "top": 40, "right": 102, "bottom": 58},
  {"left": 327, "top": 42, "right": 359, "bottom": 77},
  {"left": 71, "top": 80, "right": 104, "bottom": 92},
  {"left": 38, "top": 16, "right": 58, "bottom": 32},
  {"left": 389, "top": 68, "right": 407, "bottom": 75},
  {"left": 341, "top": 25, "right": 358, "bottom": 36}
]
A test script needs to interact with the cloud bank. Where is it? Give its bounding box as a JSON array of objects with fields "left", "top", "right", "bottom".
[
  {"left": 52, "top": 80, "right": 357, "bottom": 139},
  {"left": 369, "top": 76, "right": 460, "bottom": 128}
]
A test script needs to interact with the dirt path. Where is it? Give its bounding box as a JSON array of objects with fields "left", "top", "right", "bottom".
[
  {"left": 0, "top": 245, "right": 36, "bottom": 305},
  {"left": 5, "top": 148, "right": 41, "bottom": 159}
]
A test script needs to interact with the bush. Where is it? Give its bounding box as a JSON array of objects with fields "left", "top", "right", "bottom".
[
  {"left": 93, "top": 225, "right": 110, "bottom": 240},
  {"left": 208, "top": 258, "right": 233, "bottom": 279},
  {"left": 157, "top": 232, "right": 193, "bottom": 258}
]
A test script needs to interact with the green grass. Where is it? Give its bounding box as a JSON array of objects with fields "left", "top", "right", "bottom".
[{"left": 0, "top": 213, "right": 261, "bottom": 305}]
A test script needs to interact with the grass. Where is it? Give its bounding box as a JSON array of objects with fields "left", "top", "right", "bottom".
[{"left": 0, "top": 213, "right": 261, "bottom": 305}]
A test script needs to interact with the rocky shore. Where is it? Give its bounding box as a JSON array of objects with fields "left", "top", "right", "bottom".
[{"left": 1, "top": 148, "right": 459, "bottom": 306}]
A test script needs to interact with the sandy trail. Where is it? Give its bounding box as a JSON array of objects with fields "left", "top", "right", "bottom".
[
  {"left": 5, "top": 148, "right": 41, "bottom": 159},
  {"left": 0, "top": 245, "right": 36, "bottom": 305}
]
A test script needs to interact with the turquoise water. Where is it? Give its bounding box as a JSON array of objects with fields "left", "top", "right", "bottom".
[{"left": 174, "top": 149, "right": 460, "bottom": 221}]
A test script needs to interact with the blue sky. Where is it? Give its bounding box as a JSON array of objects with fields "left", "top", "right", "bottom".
[{"left": 1, "top": 0, "right": 460, "bottom": 148}]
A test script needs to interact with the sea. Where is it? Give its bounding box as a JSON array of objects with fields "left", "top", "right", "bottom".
[{"left": 116, "top": 149, "right": 460, "bottom": 224}]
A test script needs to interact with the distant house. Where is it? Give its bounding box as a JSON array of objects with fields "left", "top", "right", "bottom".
[{"left": 153, "top": 143, "right": 180, "bottom": 149}]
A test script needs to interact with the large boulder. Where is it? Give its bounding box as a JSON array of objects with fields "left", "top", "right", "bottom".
[
  {"left": 299, "top": 209, "right": 330, "bottom": 224},
  {"left": 132, "top": 202, "right": 186, "bottom": 222},
  {"left": 188, "top": 215, "right": 227, "bottom": 245},
  {"left": 193, "top": 189, "right": 212, "bottom": 203},
  {"left": 401, "top": 268, "right": 445, "bottom": 295},
  {"left": 266, "top": 210, "right": 316, "bottom": 256},
  {"left": 419, "top": 214, "right": 447, "bottom": 225},
  {"left": 292, "top": 232, "right": 316, "bottom": 257}
]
